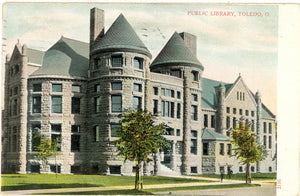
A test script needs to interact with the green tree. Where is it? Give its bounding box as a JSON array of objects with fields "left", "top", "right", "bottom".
[
  {"left": 113, "top": 110, "right": 168, "bottom": 189},
  {"left": 231, "top": 123, "right": 266, "bottom": 184},
  {"left": 34, "top": 134, "right": 60, "bottom": 176}
]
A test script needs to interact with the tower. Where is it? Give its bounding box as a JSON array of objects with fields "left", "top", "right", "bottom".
[{"left": 216, "top": 83, "right": 226, "bottom": 135}]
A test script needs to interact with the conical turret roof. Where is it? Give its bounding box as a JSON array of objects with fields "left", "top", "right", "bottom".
[
  {"left": 92, "top": 14, "right": 151, "bottom": 58},
  {"left": 151, "top": 32, "right": 203, "bottom": 70}
]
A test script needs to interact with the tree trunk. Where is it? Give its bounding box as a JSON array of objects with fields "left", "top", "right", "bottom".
[
  {"left": 135, "top": 160, "right": 143, "bottom": 189},
  {"left": 246, "top": 163, "right": 251, "bottom": 184}
]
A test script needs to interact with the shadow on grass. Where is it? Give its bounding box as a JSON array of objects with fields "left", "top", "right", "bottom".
[
  {"left": 2, "top": 183, "right": 101, "bottom": 191},
  {"left": 33, "top": 189, "right": 153, "bottom": 195}
]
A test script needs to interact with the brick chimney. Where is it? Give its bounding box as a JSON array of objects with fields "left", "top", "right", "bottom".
[
  {"left": 179, "top": 32, "right": 197, "bottom": 56},
  {"left": 90, "top": 8, "right": 104, "bottom": 49}
]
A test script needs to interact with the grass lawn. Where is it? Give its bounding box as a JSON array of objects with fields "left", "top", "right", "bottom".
[
  {"left": 1, "top": 174, "right": 211, "bottom": 191},
  {"left": 34, "top": 183, "right": 260, "bottom": 195},
  {"left": 199, "top": 173, "right": 276, "bottom": 181}
]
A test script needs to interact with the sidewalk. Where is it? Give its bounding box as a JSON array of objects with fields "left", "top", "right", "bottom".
[{"left": 1, "top": 176, "right": 275, "bottom": 195}]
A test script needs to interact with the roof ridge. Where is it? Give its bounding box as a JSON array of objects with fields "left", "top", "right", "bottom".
[{"left": 60, "top": 36, "right": 88, "bottom": 44}]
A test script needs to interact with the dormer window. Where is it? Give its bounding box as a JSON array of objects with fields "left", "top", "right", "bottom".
[
  {"left": 134, "top": 57, "right": 143, "bottom": 69},
  {"left": 192, "top": 71, "right": 199, "bottom": 81},
  {"left": 111, "top": 55, "right": 123, "bottom": 67}
]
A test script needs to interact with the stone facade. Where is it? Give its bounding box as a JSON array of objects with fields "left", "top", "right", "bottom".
[{"left": 2, "top": 8, "right": 276, "bottom": 175}]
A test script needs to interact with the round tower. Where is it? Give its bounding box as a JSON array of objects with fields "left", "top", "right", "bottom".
[
  {"left": 216, "top": 83, "right": 226, "bottom": 135},
  {"left": 150, "top": 32, "right": 204, "bottom": 175},
  {"left": 88, "top": 9, "right": 152, "bottom": 175}
]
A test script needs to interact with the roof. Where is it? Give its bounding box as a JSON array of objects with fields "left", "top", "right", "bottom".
[
  {"left": 26, "top": 48, "right": 44, "bottom": 65},
  {"left": 262, "top": 104, "right": 276, "bottom": 119},
  {"left": 202, "top": 128, "right": 230, "bottom": 141},
  {"left": 30, "top": 37, "right": 89, "bottom": 78},
  {"left": 150, "top": 32, "right": 203, "bottom": 70},
  {"left": 92, "top": 14, "right": 151, "bottom": 58},
  {"left": 201, "top": 77, "right": 230, "bottom": 109}
]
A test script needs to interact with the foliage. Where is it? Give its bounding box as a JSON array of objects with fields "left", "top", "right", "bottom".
[
  {"left": 231, "top": 123, "right": 266, "bottom": 184},
  {"left": 34, "top": 134, "right": 60, "bottom": 172},
  {"left": 113, "top": 110, "right": 168, "bottom": 189},
  {"left": 199, "top": 173, "right": 276, "bottom": 181}
]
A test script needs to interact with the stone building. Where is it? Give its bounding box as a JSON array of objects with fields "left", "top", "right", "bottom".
[{"left": 2, "top": 8, "right": 276, "bottom": 175}]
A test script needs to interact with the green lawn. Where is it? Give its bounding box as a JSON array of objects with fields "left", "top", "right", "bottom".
[
  {"left": 1, "top": 174, "right": 211, "bottom": 191},
  {"left": 34, "top": 183, "right": 260, "bottom": 195},
  {"left": 199, "top": 173, "right": 276, "bottom": 181}
]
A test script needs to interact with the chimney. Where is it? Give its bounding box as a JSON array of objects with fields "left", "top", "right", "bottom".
[
  {"left": 179, "top": 32, "right": 197, "bottom": 56},
  {"left": 90, "top": 8, "right": 104, "bottom": 49}
]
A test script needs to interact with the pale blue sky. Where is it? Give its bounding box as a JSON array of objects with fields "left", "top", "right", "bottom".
[{"left": 2, "top": 3, "right": 278, "bottom": 113}]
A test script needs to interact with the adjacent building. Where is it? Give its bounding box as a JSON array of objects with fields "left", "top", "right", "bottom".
[{"left": 1, "top": 8, "right": 276, "bottom": 175}]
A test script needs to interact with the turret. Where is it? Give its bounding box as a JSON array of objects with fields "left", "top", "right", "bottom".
[{"left": 217, "top": 82, "right": 226, "bottom": 135}]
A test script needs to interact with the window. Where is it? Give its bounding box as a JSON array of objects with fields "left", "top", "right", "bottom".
[
  {"left": 227, "top": 144, "right": 232, "bottom": 155},
  {"left": 171, "top": 69, "right": 181, "bottom": 78},
  {"left": 111, "top": 81, "right": 122, "bottom": 90},
  {"left": 211, "top": 115, "right": 215, "bottom": 128},
  {"left": 251, "top": 120, "right": 255, "bottom": 132},
  {"left": 14, "top": 87, "right": 18, "bottom": 95},
  {"left": 239, "top": 166, "right": 243, "bottom": 172},
  {"left": 226, "top": 116, "right": 230, "bottom": 129},
  {"left": 32, "top": 96, "right": 41, "bottom": 113},
  {"left": 269, "top": 123, "right": 272, "bottom": 134},
  {"left": 251, "top": 166, "right": 255, "bottom": 172},
  {"left": 31, "top": 124, "right": 41, "bottom": 152},
  {"left": 111, "top": 123, "right": 120, "bottom": 137},
  {"left": 110, "top": 166, "right": 121, "bottom": 174},
  {"left": 203, "top": 143, "right": 209, "bottom": 155},
  {"left": 111, "top": 95, "right": 122, "bottom": 112},
  {"left": 111, "top": 55, "right": 122, "bottom": 67},
  {"left": 30, "top": 164, "right": 40, "bottom": 173},
  {"left": 269, "top": 136, "right": 272, "bottom": 149},
  {"left": 52, "top": 84, "right": 62, "bottom": 92},
  {"left": 33, "top": 83, "right": 42, "bottom": 92},
  {"left": 245, "top": 110, "right": 249, "bottom": 116},
  {"left": 204, "top": 114, "right": 208, "bottom": 127},
  {"left": 94, "top": 84, "right": 100, "bottom": 92},
  {"left": 220, "top": 166, "right": 225, "bottom": 173},
  {"left": 94, "top": 97, "right": 101, "bottom": 113},
  {"left": 13, "top": 99, "right": 18, "bottom": 115},
  {"left": 15, "top": 65, "right": 19, "bottom": 74},
  {"left": 191, "top": 105, "right": 198, "bottom": 120},
  {"left": 161, "top": 101, "right": 165, "bottom": 116},
  {"left": 191, "top": 130, "right": 198, "bottom": 138},
  {"left": 153, "top": 87, "right": 158, "bottom": 95},
  {"left": 263, "top": 135, "right": 267, "bottom": 147},
  {"left": 134, "top": 57, "right": 143, "bottom": 69},
  {"left": 233, "top": 108, "right": 236, "bottom": 114},
  {"left": 263, "top": 122, "right": 267, "bottom": 133},
  {"left": 233, "top": 117, "right": 236, "bottom": 128},
  {"left": 219, "top": 143, "right": 224, "bottom": 155},
  {"left": 237, "top": 92, "right": 239, "bottom": 100},
  {"left": 171, "top": 90, "right": 175, "bottom": 98},
  {"left": 153, "top": 100, "right": 158, "bottom": 115},
  {"left": 72, "top": 85, "right": 81, "bottom": 93},
  {"left": 191, "top": 167, "right": 197, "bottom": 174},
  {"left": 192, "top": 94, "right": 198, "bottom": 101},
  {"left": 71, "top": 97, "right": 80, "bottom": 114},
  {"left": 165, "top": 101, "right": 170, "bottom": 117},
  {"left": 161, "top": 88, "right": 165, "bottom": 96},
  {"left": 251, "top": 111, "right": 255, "bottom": 117},
  {"left": 191, "top": 139, "right": 197, "bottom": 154},
  {"left": 269, "top": 167, "right": 272, "bottom": 172},
  {"left": 133, "top": 83, "right": 142, "bottom": 92},
  {"left": 166, "top": 89, "right": 171, "bottom": 97},
  {"left": 132, "top": 96, "right": 142, "bottom": 110},
  {"left": 177, "top": 103, "right": 181, "bottom": 119},
  {"left": 51, "top": 124, "right": 61, "bottom": 151},
  {"left": 177, "top": 91, "right": 181, "bottom": 99},
  {"left": 226, "top": 107, "right": 230, "bottom": 113},
  {"left": 71, "top": 135, "right": 80, "bottom": 152},
  {"left": 176, "top": 129, "right": 180, "bottom": 136},
  {"left": 239, "top": 109, "right": 243, "bottom": 115},
  {"left": 50, "top": 165, "right": 61, "bottom": 173},
  {"left": 71, "top": 125, "right": 80, "bottom": 133},
  {"left": 165, "top": 128, "right": 174, "bottom": 135},
  {"left": 94, "top": 125, "right": 100, "bottom": 142},
  {"left": 243, "top": 93, "right": 245, "bottom": 101},
  {"left": 192, "top": 71, "right": 198, "bottom": 81},
  {"left": 171, "top": 102, "right": 175, "bottom": 118},
  {"left": 51, "top": 96, "right": 62, "bottom": 113},
  {"left": 94, "top": 58, "right": 100, "bottom": 69}
]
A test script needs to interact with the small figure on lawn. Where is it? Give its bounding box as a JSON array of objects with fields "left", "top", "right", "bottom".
[
  {"left": 228, "top": 169, "right": 233, "bottom": 179},
  {"left": 220, "top": 171, "right": 224, "bottom": 183}
]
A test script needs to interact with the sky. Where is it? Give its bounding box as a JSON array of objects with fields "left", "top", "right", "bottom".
[{"left": 2, "top": 3, "right": 278, "bottom": 113}]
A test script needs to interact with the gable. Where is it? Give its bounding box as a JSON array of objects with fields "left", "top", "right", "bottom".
[{"left": 225, "top": 76, "right": 257, "bottom": 110}]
